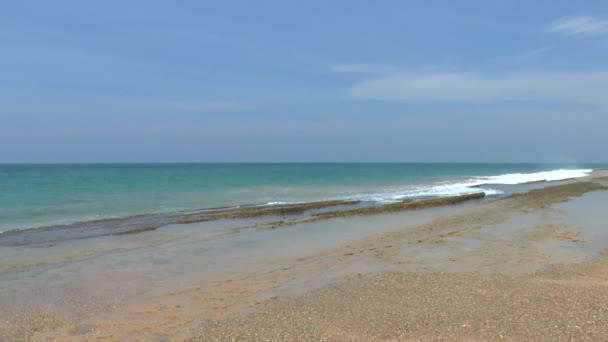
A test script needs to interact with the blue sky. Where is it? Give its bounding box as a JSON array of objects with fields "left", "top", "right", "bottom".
[{"left": 1, "top": 0, "right": 607, "bottom": 162}]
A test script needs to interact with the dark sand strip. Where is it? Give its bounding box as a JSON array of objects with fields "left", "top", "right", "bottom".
[
  {"left": 173, "top": 200, "right": 362, "bottom": 224},
  {"left": 314, "top": 192, "right": 486, "bottom": 219}
]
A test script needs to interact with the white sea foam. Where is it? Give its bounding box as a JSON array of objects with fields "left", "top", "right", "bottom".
[
  {"left": 265, "top": 201, "right": 302, "bottom": 206},
  {"left": 326, "top": 169, "right": 592, "bottom": 204},
  {"left": 347, "top": 184, "right": 502, "bottom": 203},
  {"left": 471, "top": 169, "right": 592, "bottom": 185}
]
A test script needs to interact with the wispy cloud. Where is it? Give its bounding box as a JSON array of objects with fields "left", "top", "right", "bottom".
[
  {"left": 546, "top": 15, "right": 608, "bottom": 36},
  {"left": 330, "top": 64, "right": 462, "bottom": 74},
  {"left": 329, "top": 64, "right": 397, "bottom": 73},
  {"left": 486, "top": 46, "right": 553, "bottom": 66},
  {"left": 160, "top": 100, "right": 248, "bottom": 111},
  {"left": 507, "top": 46, "right": 553, "bottom": 61},
  {"left": 344, "top": 70, "right": 608, "bottom": 106}
]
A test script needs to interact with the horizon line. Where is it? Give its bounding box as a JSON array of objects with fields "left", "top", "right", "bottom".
[{"left": 1, "top": 161, "right": 606, "bottom": 165}]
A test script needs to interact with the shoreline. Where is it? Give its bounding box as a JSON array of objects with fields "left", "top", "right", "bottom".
[
  {"left": 0, "top": 175, "right": 593, "bottom": 246},
  {"left": 2, "top": 172, "right": 608, "bottom": 340},
  {"left": 1, "top": 167, "right": 597, "bottom": 236}
]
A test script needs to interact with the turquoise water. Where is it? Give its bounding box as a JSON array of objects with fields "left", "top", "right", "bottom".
[{"left": 0, "top": 163, "right": 604, "bottom": 232}]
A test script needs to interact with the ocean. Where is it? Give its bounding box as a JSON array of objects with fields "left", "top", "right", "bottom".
[{"left": 0, "top": 163, "right": 602, "bottom": 233}]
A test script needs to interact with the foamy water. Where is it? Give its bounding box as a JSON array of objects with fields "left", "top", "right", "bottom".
[
  {"left": 324, "top": 169, "right": 593, "bottom": 204},
  {"left": 473, "top": 169, "right": 592, "bottom": 185}
]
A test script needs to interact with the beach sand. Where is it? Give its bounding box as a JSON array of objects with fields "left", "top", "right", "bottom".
[
  {"left": 191, "top": 256, "right": 608, "bottom": 341},
  {"left": 2, "top": 175, "right": 608, "bottom": 341}
]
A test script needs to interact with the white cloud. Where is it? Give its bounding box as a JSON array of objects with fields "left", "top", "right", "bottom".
[
  {"left": 546, "top": 15, "right": 608, "bottom": 36},
  {"left": 345, "top": 70, "right": 608, "bottom": 106}
]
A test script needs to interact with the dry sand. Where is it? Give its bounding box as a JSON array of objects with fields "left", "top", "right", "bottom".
[{"left": 191, "top": 256, "right": 608, "bottom": 341}]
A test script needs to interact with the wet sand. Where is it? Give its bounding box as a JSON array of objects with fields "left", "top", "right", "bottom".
[{"left": 2, "top": 174, "right": 608, "bottom": 341}]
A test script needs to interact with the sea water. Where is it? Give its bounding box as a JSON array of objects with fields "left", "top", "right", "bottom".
[{"left": 0, "top": 163, "right": 602, "bottom": 232}]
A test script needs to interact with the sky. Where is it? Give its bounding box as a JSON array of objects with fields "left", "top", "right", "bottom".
[{"left": 1, "top": 0, "right": 607, "bottom": 163}]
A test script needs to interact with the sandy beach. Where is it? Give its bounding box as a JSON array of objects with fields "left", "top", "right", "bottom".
[
  {"left": 5, "top": 1, "right": 608, "bottom": 340},
  {"left": 192, "top": 255, "right": 608, "bottom": 341},
  {"left": 2, "top": 174, "right": 608, "bottom": 341}
]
